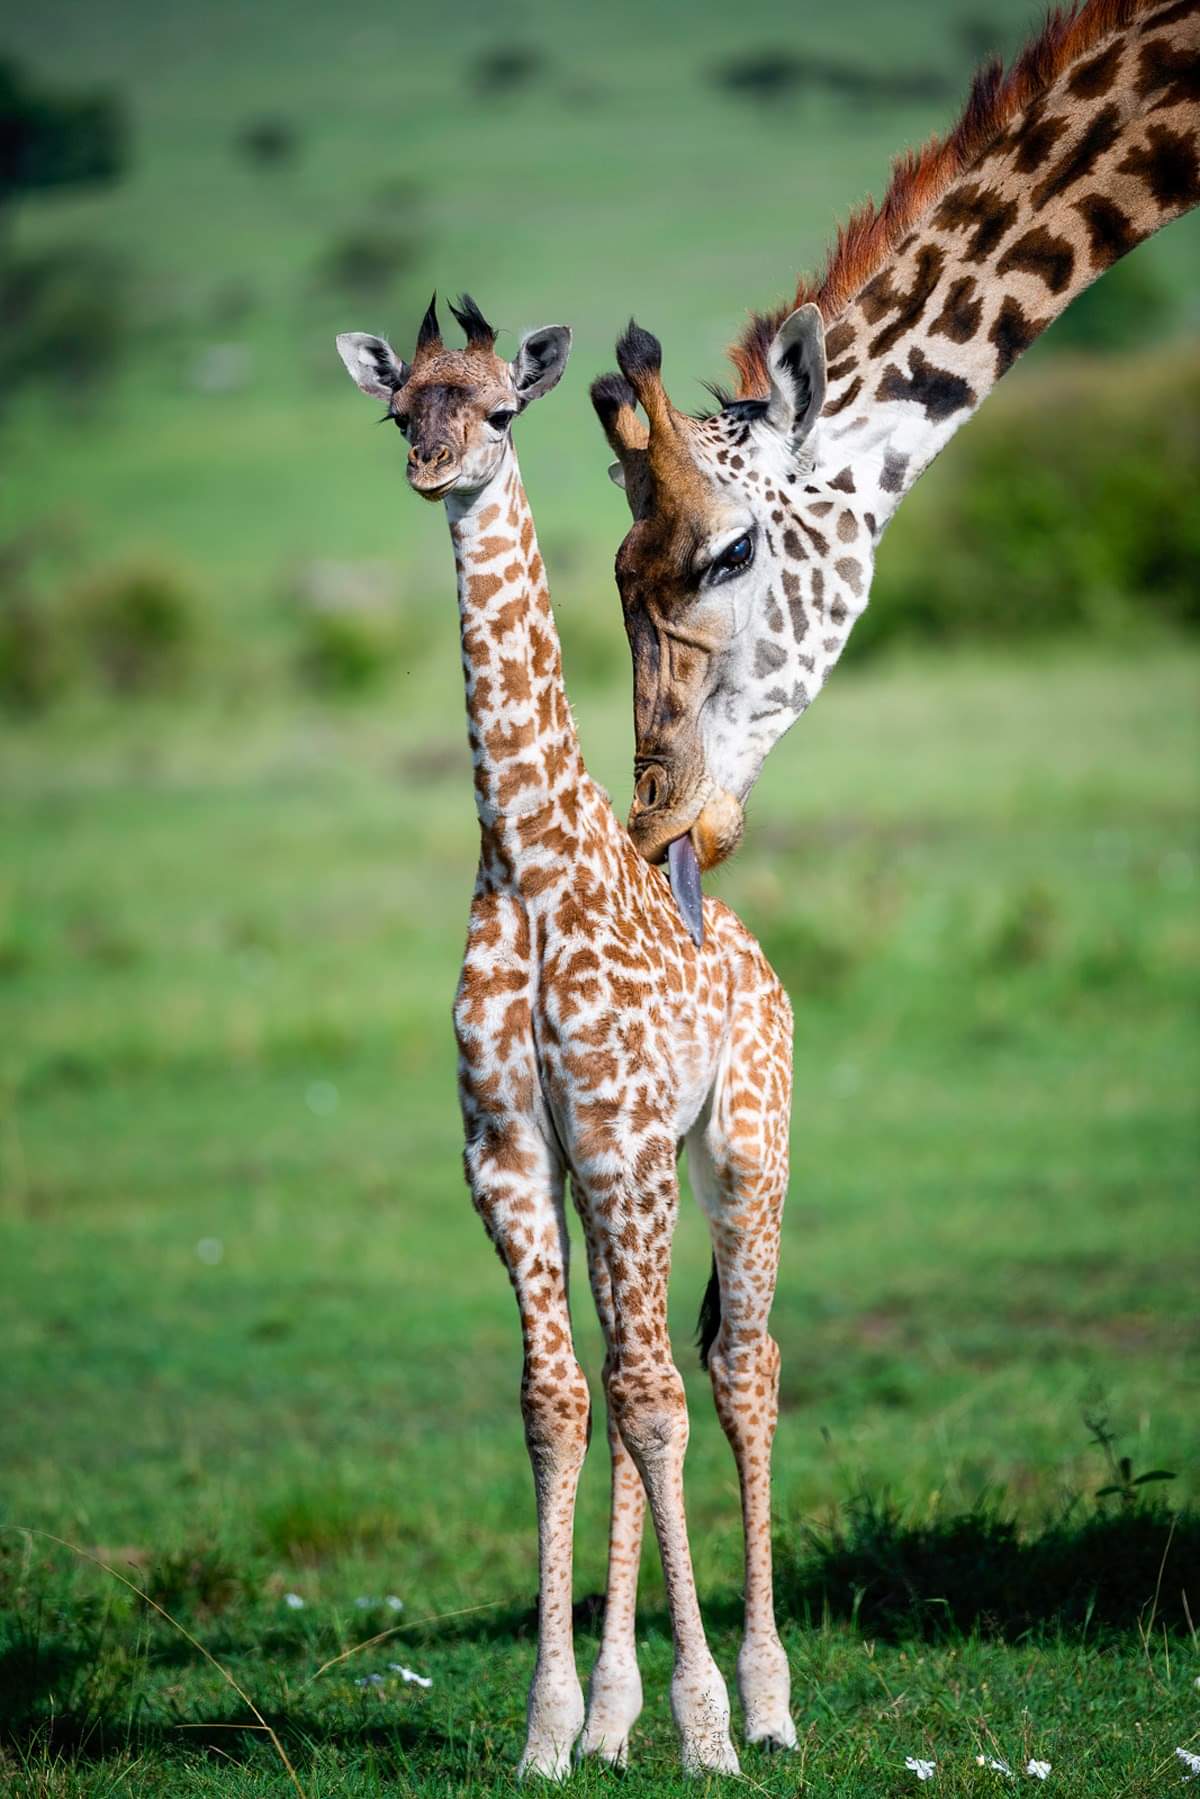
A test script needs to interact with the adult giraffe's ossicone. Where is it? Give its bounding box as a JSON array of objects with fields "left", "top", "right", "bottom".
[{"left": 593, "top": 0, "right": 1200, "bottom": 873}]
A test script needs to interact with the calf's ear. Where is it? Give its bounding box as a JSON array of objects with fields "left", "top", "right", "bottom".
[
  {"left": 336, "top": 332, "right": 409, "bottom": 401},
  {"left": 511, "top": 325, "right": 572, "bottom": 407}
]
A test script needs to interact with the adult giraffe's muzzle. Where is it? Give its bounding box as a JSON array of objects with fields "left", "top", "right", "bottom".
[{"left": 628, "top": 769, "right": 745, "bottom": 949}]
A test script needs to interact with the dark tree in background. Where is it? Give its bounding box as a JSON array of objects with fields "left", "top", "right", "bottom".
[
  {"left": 0, "top": 57, "right": 126, "bottom": 212},
  {"left": 0, "top": 60, "right": 131, "bottom": 400}
]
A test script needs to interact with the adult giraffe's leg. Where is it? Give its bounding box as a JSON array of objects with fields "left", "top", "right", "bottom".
[
  {"left": 466, "top": 1120, "right": 590, "bottom": 1779},
  {"left": 588, "top": 1147, "right": 740, "bottom": 1776},
  {"left": 574, "top": 1210, "right": 645, "bottom": 1767},
  {"left": 687, "top": 981, "right": 796, "bottom": 1751}
]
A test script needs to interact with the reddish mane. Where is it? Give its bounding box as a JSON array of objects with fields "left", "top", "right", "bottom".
[{"left": 729, "top": 0, "right": 1153, "bottom": 395}]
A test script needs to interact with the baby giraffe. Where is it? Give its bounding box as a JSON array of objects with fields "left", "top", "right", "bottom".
[{"left": 336, "top": 295, "right": 796, "bottom": 1778}]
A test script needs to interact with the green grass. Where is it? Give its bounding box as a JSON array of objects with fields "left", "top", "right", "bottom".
[{"left": 2, "top": 644, "right": 1198, "bottom": 1795}]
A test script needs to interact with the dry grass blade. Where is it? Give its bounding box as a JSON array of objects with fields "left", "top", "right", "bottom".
[
  {"left": 3, "top": 1525, "right": 310, "bottom": 1799},
  {"left": 305, "top": 1596, "right": 504, "bottom": 1684}
]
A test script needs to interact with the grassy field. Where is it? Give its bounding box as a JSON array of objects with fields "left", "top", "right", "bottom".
[{"left": 2, "top": 644, "right": 1198, "bottom": 1795}]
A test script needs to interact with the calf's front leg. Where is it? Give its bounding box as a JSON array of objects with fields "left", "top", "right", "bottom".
[{"left": 466, "top": 1122, "right": 590, "bottom": 1779}]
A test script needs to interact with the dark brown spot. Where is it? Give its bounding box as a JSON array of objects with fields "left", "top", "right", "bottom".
[
  {"left": 1136, "top": 31, "right": 1200, "bottom": 110},
  {"left": 934, "top": 182, "right": 1019, "bottom": 261},
  {"left": 782, "top": 568, "right": 808, "bottom": 641},
  {"left": 876, "top": 347, "right": 975, "bottom": 422},
  {"left": 997, "top": 226, "right": 1076, "bottom": 294},
  {"left": 834, "top": 557, "right": 863, "bottom": 598},
  {"left": 753, "top": 638, "right": 787, "bottom": 677},
  {"left": 930, "top": 275, "right": 983, "bottom": 343},
  {"left": 797, "top": 517, "right": 830, "bottom": 557},
  {"left": 1032, "top": 104, "right": 1122, "bottom": 210},
  {"left": 1068, "top": 40, "right": 1123, "bottom": 101},
  {"left": 1118, "top": 122, "right": 1200, "bottom": 210},
  {"left": 1073, "top": 193, "right": 1137, "bottom": 268},
  {"left": 829, "top": 467, "right": 856, "bottom": 492},
  {"left": 989, "top": 294, "right": 1047, "bottom": 379},
  {"left": 861, "top": 244, "right": 946, "bottom": 356},
  {"left": 823, "top": 374, "right": 863, "bottom": 417},
  {"left": 879, "top": 449, "right": 909, "bottom": 494}
]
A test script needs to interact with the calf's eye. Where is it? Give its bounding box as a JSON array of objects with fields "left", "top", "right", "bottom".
[{"left": 487, "top": 409, "right": 515, "bottom": 432}]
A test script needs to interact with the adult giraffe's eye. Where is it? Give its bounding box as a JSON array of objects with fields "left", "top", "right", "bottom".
[
  {"left": 393, "top": 413, "right": 409, "bottom": 433},
  {"left": 487, "top": 409, "right": 515, "bottom": 432},
  {"left": 709, "top": 532, "right": 755, "bottom": 583}
]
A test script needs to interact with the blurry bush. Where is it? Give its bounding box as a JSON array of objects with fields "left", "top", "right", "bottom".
[
  {"left": 1043, "top": 251, "right": 1171, "bottom": 354},
  {"left": 233, "top": 115, "right": 300, "bottom": 170},
  {"left": 288, "top": 559, "right": 412, "bottom": 694},
  {"left": 0, "top": 243, "right": 131, "bottom": 396},
  {"left": 317, "top": 179, "right": 426, "bottom": 300},
  {"left": 710, "top": 50, "right": 950, "bottom": 105},
  {"left": 0, "top": 545, "right": 64, "bottom": 713},
  {"left": 469, "top": 47, "right": 547, "bottom": 98},
  {"left": 64, "top": 561, "right": 198, "bottom": 695},
  {"left": 858, "top": 343, "right": 1200, "bottom": 656},
  {"left": 0, "top": 57, "right": 127, "bottom": 208}
]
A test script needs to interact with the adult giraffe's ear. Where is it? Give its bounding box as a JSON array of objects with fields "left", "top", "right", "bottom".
[
  {"left": 765, "top": 304, "right": 826, "bottom": 447},
  {"left": 335, "top": 332, "right": 409, "bottom": 401},
  {"left": 511, "top": 325, "right": 572, "bottom": 408}
]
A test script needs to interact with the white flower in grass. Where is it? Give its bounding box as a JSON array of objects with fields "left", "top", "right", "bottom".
[
  {"left": 355, "top": 1672, "right": 385, "bottom": 1688},
  {"left": 282, "top": 1592, "right": 305, "bottom": 1609},
  {"left": 905, "top": 1757, "right": 937, "bottom": 1781},
  {"left": 389, "top": 1662, "right": 432, "bottom": 1688},
  {"left": 1026, "top": 1761, "right": 1051, "bottom": 1781},
  {"left": 385, "top": 1595, "right": 404, "bottom": 1611},
  {"left": 1177, "top": 1747, "right": 1200, "bottom": 1780},
  {"left": 976, "top": 1754, "right": 1014, "bottom": 1776}
]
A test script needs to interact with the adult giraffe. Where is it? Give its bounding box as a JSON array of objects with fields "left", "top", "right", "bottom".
[{"left": 592, "top": 0, "right": 1199, "bottom": 911}]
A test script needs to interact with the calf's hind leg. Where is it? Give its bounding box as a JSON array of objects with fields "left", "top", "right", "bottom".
[
  {"left": 574, "top": 1211, "right": 646, "bottom": 1767},
  {"left": 687, "top": 991, "right": 796, "bottom": 1750},
  {"left": 466, "top": 1121, "right": 591, "bottom": 1778},
  {"left": 585, "top": 1149, "right": 740, "bottom": 1777}
]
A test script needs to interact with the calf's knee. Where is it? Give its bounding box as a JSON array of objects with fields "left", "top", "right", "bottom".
[
  {"left": 521, "top": 1359, "right": 591, "bottom": 1474},
  {"left": 607, "top": 1364, "right": 690, "bottom": 1467}
]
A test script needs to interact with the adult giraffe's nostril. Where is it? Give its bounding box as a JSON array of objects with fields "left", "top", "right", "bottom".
[{"left": 636, "top": 768, "right": 664, "bottom": 812}]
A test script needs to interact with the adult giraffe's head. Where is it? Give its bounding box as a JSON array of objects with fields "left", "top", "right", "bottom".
[
  {"left": 593, "top": 0, "right": 1200, "bottom": 873},
  {"left": 337, "top": 293, "right": 571, "bottom": 500},
  {"left": 593, "top": 308, "right": 872, "bottom": 870}
]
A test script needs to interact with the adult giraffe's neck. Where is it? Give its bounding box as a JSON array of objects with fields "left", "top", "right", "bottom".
[
  {"left": 446, "top": 448, "right": 585, "bottom": 872},
  {"left": 819, "top": 0, "right": 1199, "bottom": 523}
]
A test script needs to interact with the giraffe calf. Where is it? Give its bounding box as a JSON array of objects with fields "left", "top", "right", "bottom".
[{"left": 337, "top": 293, "right": 796, "bottom": 1778}]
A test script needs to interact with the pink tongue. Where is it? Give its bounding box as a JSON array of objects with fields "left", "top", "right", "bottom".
[{"left": 667, "top": 834, "right": 704, "bottom": 948}]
